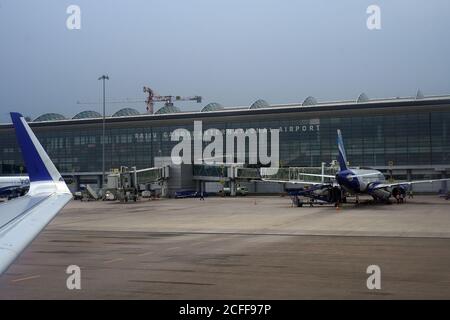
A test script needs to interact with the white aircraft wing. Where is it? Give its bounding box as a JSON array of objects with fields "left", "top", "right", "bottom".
[
  {"left": 372, "top": 179, "right": 450, "bottom": 190},
  {"left": 0, "top": 112, "right": 72, "bottom": 275},
  {"left": 261, "top": 178, "right": 331, "bottom": 186},
  {"left": 287, "top": 172, "right": 335, "bottom": 179},
  {"left": 260, "top": 171, "right": 335, "bottom": 186}
]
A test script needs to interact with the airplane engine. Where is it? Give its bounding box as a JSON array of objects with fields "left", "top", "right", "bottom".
[
  {"left": 371, "top": 189, "right": 391, "bottom": 200},
  {"left": 312, "top": 187, "right": 332, "bottom": 197},
  {"left": 368, "top": 183, "right": 391, "bottom": 200}
]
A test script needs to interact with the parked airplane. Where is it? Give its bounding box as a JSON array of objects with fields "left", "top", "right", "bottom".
[
  {"left": 0, "top": 176, "right": 29, "bottom": 199},
  {"left": 0, "top": 113, "right": 72, "bottom": 275},
  {"left": 265, "top": 129, "right": 450, "bottom": 205}
]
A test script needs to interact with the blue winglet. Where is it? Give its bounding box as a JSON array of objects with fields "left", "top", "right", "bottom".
[{"left": 10, "top": 112, "right": 59, "bottom": 182}]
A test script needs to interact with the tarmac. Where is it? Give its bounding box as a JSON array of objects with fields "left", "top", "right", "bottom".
[{"left": 0, "top": 195, "right": 449, "bottom": 299}]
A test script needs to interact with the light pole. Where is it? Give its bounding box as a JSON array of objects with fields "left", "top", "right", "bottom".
[{"left": 98, "top": 75, "right": 109, "bottom": 188}]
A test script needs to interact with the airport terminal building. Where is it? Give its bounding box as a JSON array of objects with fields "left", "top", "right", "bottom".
[{"left": 1, "top": 93, "right": 450, "bottom": 192}]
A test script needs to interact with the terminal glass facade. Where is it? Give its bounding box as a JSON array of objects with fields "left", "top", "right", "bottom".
[{"left": 1, "top": 108, "right": 450, "bottom": 175}]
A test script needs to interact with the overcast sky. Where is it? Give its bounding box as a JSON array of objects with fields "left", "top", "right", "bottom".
[{"left": 0, "top": 0, "right": 449, "bottom": 123}]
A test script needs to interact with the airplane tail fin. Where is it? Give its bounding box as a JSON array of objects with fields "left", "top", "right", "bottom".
[
  {"left": 337, "top": 129, "right": 348, "bottom": 171},
  {"left": 10, "top": 112, "right": 64, "bottom": 183}
]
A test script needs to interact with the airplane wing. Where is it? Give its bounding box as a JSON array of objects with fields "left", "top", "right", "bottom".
[
  {"left": 286, "top": 172, "right": 335, "bottom": 179},
  {"left": 372, "top": 179, "right": 450, "bottom": 190},
  {"left": 0, "top": 112, "right": 72, "bottom": 275},
  {"left": 261, "top": 178, "right": 332, "bottom": 186},
  {"left": 260, "top": 170, "right": 335, "bottom": 186},
  {"left": 272, "top": 171, "right": 379, "bottom": 179}
]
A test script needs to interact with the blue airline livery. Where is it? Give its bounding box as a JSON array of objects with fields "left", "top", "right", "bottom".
[
  {"left": 265, "top": 129, "right": 450, "bottom": 205},
  {"left": 0, "top": 113, "right": 72, "bottom": 275}
]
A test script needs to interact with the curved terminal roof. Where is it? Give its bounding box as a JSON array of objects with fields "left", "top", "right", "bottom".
[
  {"left": 356, "top": 93, "right": 369, "bottom": 103},
  {"left": 34, "top": 113, "right": 66, "bottom": 122},
  {"left": 201, "top": 102, "right": 224, "bottom": 112},
  {"left": 112, "top": 108, "right": 140, "bottom": 117},
  {"left": 155, "top": 104, "right": 181, "bottom": 114},
  {"left": 249, "top": 99, "right": 270, "bottom": 109},
  {"left": 72, "top": 110, "right": 102, "bottom": 119},
  {"left": 416, "top": 89, "right": 425, "bottom": 100},
  {"left": 302, "top": 96, "right": 317, "bottom": 106}
]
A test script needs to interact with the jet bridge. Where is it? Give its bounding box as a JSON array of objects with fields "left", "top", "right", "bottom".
[
  {"left": 192, "top": 164, "right": 261, "bottom": 196},
  {"left": 105, "top": 166, "right": 169, "bottom": 201},
  {"left": 135, "top": 166, "right": 170, "bottom": 197},
  {"left": 135, "top": 167, "right": 169, "bottom": 184},
  {"left": 192, "top": 165, "right": 261, "bottom": 181}
]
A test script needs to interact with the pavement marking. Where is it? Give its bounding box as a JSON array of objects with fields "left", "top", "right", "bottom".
[
  {"left": 11, "top": 275, "right": 41, "bottom": 283},
  {"left": 138, "top": 251, "right": 153, "bottom": 257},
  {"left": 104, "top": 258, "right": 124, "bottom": 264}
]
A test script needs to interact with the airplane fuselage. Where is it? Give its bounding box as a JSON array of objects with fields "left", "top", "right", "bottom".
[
  {"left": 0, "top": 176, "right": 30, "bottom": 198},
  {"left": 336, "top": 168, "right": 386, "bottom": 195},
  {"left": 0, "top": 176, "right": 29, "bottom": 189},
  {"left": 287, "top": 129, "right": 447, "bottom": 206}
]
